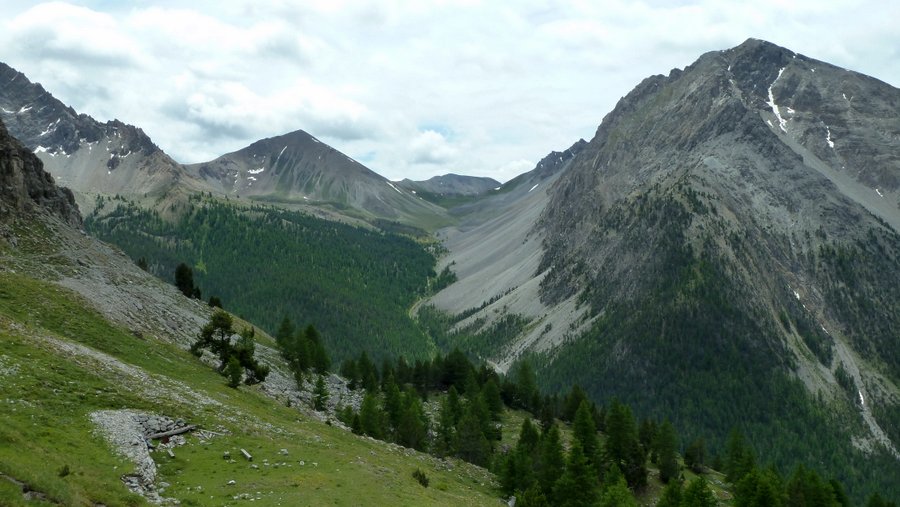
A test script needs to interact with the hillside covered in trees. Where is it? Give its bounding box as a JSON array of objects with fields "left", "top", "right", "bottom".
[{"left": 85, "top": 194, "right": 439, "bottom": 363}]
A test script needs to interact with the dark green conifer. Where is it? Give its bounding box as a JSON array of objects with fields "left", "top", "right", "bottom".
[
  {"left": 552, "top": 442, "right": 598, "bottom": 507},
  {"left": 681, "top": 476, "right": 717, "bottom": 507},
  {"left": 572, "top": 400, "right": 599, "bottom": 464},
  {"left": 535, "top": 423, "right": 565, "bottom": 494},
  {"left": 313, "top": 375, "right": 329, "bottom": 411},
  {"left": 656, "top": 419, "right": 679, "bottom": 483},
  {"left": 359, "top": 391, "right": 385, "bottom": 439},
  {"left": 657, "top": 478, "right": 683, "bottom": 507}
]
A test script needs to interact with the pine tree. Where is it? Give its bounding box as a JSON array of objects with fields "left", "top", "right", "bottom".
[
  {"left": 192, "top": 311, "right": 267, "bottom": 385},
  {"left": 350, "top": 413, "right": 363, "bottom": 435},
  {"left": 725, "top": 428, "right": 755, "bottom": 483},
  {"left": 434, "top": 394, "right": 457, "bottom": 457},
  {"left": 681, "top": 476, "right": 716, "bottom": 507},
  {"left": 313, "top": 375, "right": 329, "bottom": 411},
  {"left": 517, "top": 483, "right": 550, "bottom": 507},
  {"left": 684, "top": 438, "right": 706, "bottom": 473},
  {"left": 829, "top": 479, "right": 851, "bottom": 507},
  {"left": 605, "top": 399, "right": 647, "bottom": 489},
  {"left": 501, "top": 447, "right": 535, "bottom": 496},
  {"left": 396, "top": 387, "right": 428, "bottom": 451},
  {"left": 234, "top": 327, "right": 269, "bottom": 384},
  {"left": 735, "top": 467, "right": 786, "bottom": 507},
  {"left": 225, "top": 356, "right": 242, "bottom": 388},
  {"left": 552, "top": 442, "right": 598, "bottom": 507},
  {"left": 341, "top": 358, "right": 360, "bottom": 390},
  {"left": 442, "top": 348, "right": 472, "bottom": 390},
  {"left": 191, "top": 310, "right": 235, "bottom": 368},
  {"left": 383, "top": 375, "right": 403, "bottom": 435},
  {"left": 482, "top": 378, "right": 504, "bottom": 421},
  {"left": 597, "top": 473, "right": 637, "bottom": 507},
  {"left": 471, "top": 393, "right": 500, "bottom": 442},
  {"left": 445, "top": 386, "right": 462, "bottom": 425},
  {"left": 535, "top": 423, "right": 565, "bottom": 494},
  {"left": 305, "top": 325, "right": 330, "bottom": 372},
  {"left": 639, "top": 418, "right": 658, "bottom": 459},
  {"left": 562, "top": 384, "right": 589, "bottom": 422},
  {"left": 175, "top": 262, "right": 196, "bottom": 297},
  {"left": 275, "top": 316, "right": 295, "bottom": 345},
  {"left": 358, "top": 351, "right": 379, "bottom": 391},
  {"left": 786, "top": 465, "right": 840, "bottom": 507},
  {"left": 572, "top": 400, "right": 599, "bottom": 464},
  {"left": 867, "top": 493, "right": 898, "bottom": 507},
  {"left": 656, "top": 419, "right": 679, "bottom": 483},
  {"left": 455, "top": 406, "right": 491, "bottom": 466},
  {"left": 359, "top": 391, "right": 385, "bottom": 439},
  {"left": 657, "top": 479, "right": 683, "bottom": 507},
  {"left": 517, "top": 418, "right": 540, "bottom": 455}
]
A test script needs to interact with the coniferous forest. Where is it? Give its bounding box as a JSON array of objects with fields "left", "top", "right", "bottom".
[
  {"left": 85, "top": 194, "right": 438, "bottom": 363},
  {"left": 85, "top": 194, "right": 899, "bottom": 504}
]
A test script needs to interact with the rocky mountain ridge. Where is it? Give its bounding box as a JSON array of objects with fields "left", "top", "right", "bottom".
[
  {"left": 1, "top": 63, "right": 451, "bottom": 229},
  {"left": 425, "top": 38, "right": 900, "bottom": 498},
  {"left": 0, "top": 117, "right": 80, "bottom": 227},
  {"left": 0, "top": 63, "right": 188, "bottom": 200}
]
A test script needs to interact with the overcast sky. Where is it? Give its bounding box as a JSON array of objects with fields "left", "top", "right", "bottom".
[{"left": 2, "top": 1, "right": 898, "bottom": 182}]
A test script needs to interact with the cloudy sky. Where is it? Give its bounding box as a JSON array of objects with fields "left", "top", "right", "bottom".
[{"left": 2, "top": 1, "right": 898, "bottom": 182}]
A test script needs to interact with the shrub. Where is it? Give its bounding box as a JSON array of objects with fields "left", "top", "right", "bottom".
[{"left": 412, "top": 468, "right": 429, "bottom": 487}]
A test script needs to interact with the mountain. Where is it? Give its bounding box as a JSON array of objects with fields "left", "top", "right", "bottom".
[
  {"left": 1, "top": 63, "right": 449, "bottom": 229},
  {"left": 184, "top": 129, "right": 450, "bottom": 228},
  {"left": 427, "top": 39, "right": 900, "bottom": 499},
  {"left": 395, "top": 174, "right": 501, "bottom": 207},
  {"left": 0, "top": 63, "right": 189, "bottom": 200}
]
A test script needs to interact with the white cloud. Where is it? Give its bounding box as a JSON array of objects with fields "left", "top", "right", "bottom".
[
  {"left": 1, "top": 0, "right": 898, "bottom": 182},
  {"left": 496, "top": 159, "right": 537, "bottom": 182},
  {"left": 409, "top": 130, "right": 457, "bottom": 165}
]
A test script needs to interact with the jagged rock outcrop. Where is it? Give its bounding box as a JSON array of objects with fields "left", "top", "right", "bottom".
[{"left": 0, "top": 118, "right": 80, "bottom": 226}]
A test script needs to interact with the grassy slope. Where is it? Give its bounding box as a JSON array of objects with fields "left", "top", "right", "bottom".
[{"left": 0, "top": 271, "right": 499, "bottom": 506}]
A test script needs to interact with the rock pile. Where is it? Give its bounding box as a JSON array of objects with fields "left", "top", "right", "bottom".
[
  {"left": 90, "top": 409, "right": 188, "bottom": 505},
  {"left": 133, "top": 414, "right": 188, "bottom": 438}
]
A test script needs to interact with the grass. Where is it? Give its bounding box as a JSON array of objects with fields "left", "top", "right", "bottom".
[{"left": 0, "top": 271, "right": 501, "bottom": 506}]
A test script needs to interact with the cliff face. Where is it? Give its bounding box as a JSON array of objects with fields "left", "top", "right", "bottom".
[{"left": 0, "top": 118, "right": 81, "bottom": 226}]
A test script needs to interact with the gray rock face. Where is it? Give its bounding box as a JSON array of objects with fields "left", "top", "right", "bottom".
[
  {"left": 0, "top": 62, "right": 193, "bottom": 199},
  {"left": 0, "top": 118, "right": 80, "bottom": 226}
]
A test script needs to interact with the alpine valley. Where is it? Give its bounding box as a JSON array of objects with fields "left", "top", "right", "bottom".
[{"left": 1, "top": 38, "right": 898, "bottom": 505}]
